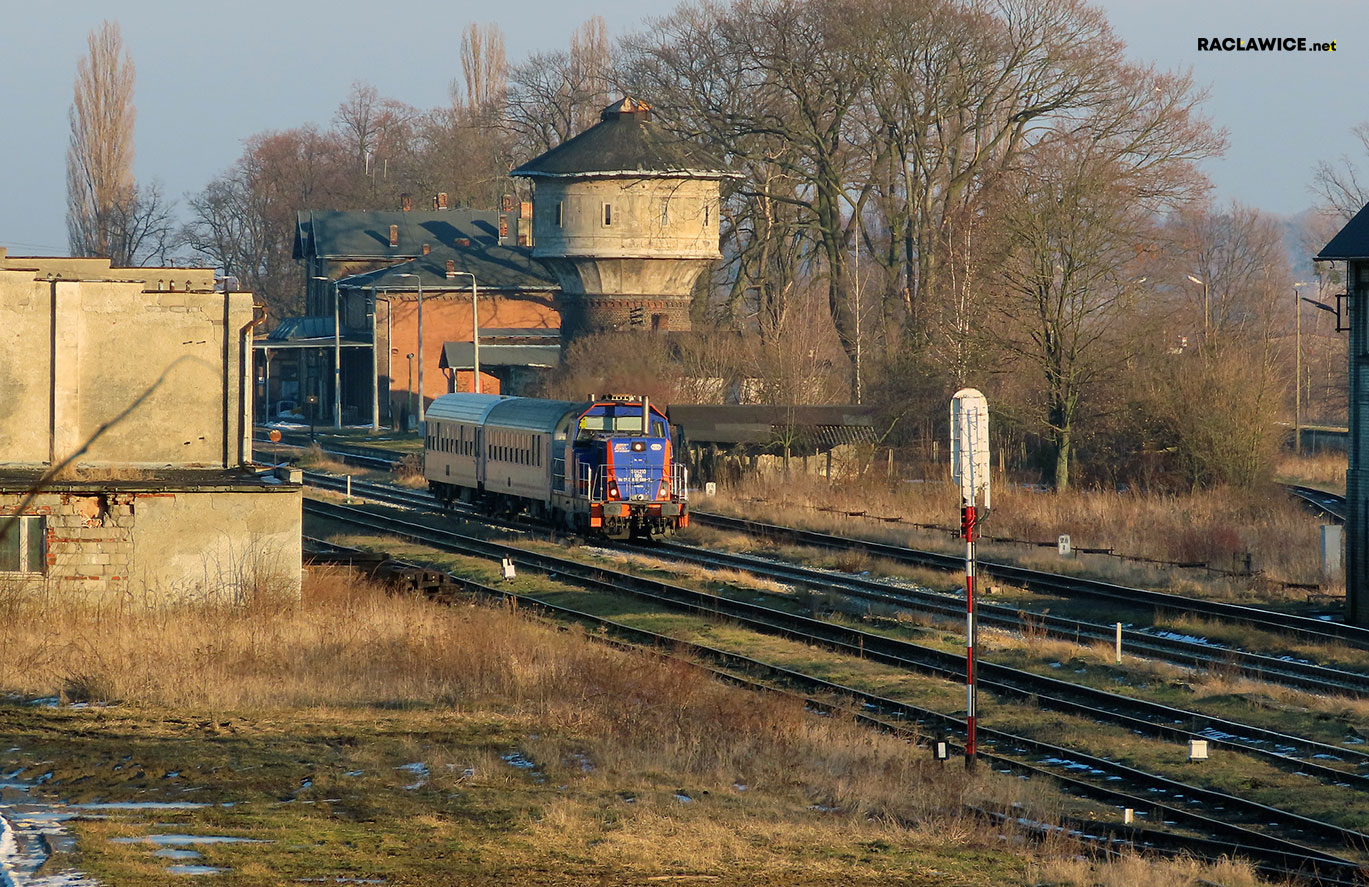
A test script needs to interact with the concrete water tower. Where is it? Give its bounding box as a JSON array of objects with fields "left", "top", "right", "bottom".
[
  {"left": 511, "top": 98, "right": 737, "bottom": 341},
  {"left": 1318, "top": 207, "right": 1369, "bottom": 624}
]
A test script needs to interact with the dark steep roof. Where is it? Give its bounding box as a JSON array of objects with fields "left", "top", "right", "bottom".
[
  {"left": 666, "top": 405, "right": 881, "bottom": 453},
  {"left": 511, "top": 98, "right": 735, "bottom": 180},
  {"left": 440, "top": 342, "right": 561, "bottom": 369},
  {"left": 332, "top": 241, "right": 557, "bottom": 293},
  {"left": 294, "top": 209, "right": 510, "bottom": 260},
  {"left": 1318, "top": 202, "right": 1369, "bottom": 260}
]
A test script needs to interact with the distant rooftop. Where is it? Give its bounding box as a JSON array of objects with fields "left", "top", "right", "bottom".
[
  {"left": 333, "top": 241, "right": 557, "bottom": 293},
  {"left": 511, "top": 98, "right": 736, "bottom": 180},
  {"left": 294, "top": 208, "right": 511, "bottom": 260}
]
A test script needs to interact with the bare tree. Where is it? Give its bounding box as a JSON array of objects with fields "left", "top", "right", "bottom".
[
  {"left": 459, "top": 22, "right": 508, "bottom": 114},
  {"left": 1312, "top": 122, "right": 1369, "bottom": 221},
  {"left": 994, "top": 58, "right": 1221, "bottom": 491},
  {"left": 507, "top": 16, "right": 614, "bottom": 159},
  {"left": 66, "top": 21, "right": 138, "bottom": 264},
  {"left": 569, "top": 17, "right": 612, "bottom": 133}
]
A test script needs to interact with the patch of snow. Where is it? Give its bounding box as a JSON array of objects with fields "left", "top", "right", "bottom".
[{"left": 396, "top": 763, "right": 428, "bottom": 791}]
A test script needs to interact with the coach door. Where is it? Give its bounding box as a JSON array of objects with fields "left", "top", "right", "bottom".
[
  {"left": 475, "top": 427, "right": 486, "bottom": 490},
  {"left": 552, "top": 416, "right": 571, "bottom": 493}
]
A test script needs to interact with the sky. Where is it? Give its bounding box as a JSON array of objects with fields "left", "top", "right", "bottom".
[{"left": 0, "top": 0, "right": 1363, "bottom": 257}]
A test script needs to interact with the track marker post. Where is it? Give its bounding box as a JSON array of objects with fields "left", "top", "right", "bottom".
[{"left": 951, "top": 389, "right": 991, "bottom": 771}]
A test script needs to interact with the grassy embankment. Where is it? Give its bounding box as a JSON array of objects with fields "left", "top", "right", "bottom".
[
  {"left": 0, "top": 563, "right": 1269, "bottom": 887},
  {"left": 701, "top": 456, "right": 1348, "bottom": 604}
]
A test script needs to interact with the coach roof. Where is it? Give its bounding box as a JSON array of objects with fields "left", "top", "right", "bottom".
[
  {"left": 426, "top": 393, "right": 510, "bottom": 425},
  {"left": 485, "top": 397, "right": 585, "bottom": 434}
]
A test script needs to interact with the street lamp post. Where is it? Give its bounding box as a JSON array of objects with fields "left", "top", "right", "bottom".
[
  {"left": 1186, "top": 273, "right": 1209, "bottom": 343},
  {"left": 405, "top": 353, "right": 415, "bottom": 430},
  {"left": 1294, "top": 282, "right": 1311, "bottom": 454},
  {"left": 370, "top": 286, "right": 393, "bottom": 432},
  {"left": 395, "top": 272, "right": 425, "bottom": 425},
  {"left": 446, "top": 271, "right": 480, "bottom": 393}
]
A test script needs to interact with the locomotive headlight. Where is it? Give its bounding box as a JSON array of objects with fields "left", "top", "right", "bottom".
[{"left": 631, "top": 441, "right": 646, "bottom": 452}]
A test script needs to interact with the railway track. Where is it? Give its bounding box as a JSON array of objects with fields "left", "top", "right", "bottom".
[
  {"left": 305, "top": 470, "right": 1369, "bottom": 701},
  {"left": 301, "top": 506, "right": 1369, "bottom": 885},
  {"left": 688, "top": 511, "right": 1369, "bottom": 649},
  {"left": 1285, "top": 484, "right": 1349, "bottom": 523},
  {"left": 303, "top": 482, "right": 1369, "bottom": 782},
  {"left": 303, "top": 496, "right": 1369, "bottom": 865},
  {"left": 256, "top": 434, "right": 1364, "bottom": 650},
  {"left": 636, "top": 538, "right": 1369, "bottom": 698}
]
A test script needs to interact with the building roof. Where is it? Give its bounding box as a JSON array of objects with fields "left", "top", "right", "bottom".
[
  {"left": 259, "top": 316, "right": 372, "bottom": 348},
  {"left": 333, "top": 242, "right": 558, "bottom": 293},
  {"left": 440, "top": 342, "right": 561, "bottom": 370},
  {"left": 666, "top": 404, "right": 882, "bottom": 452},
  {"left": 293, "top": 208, "right": 512, "bottom": 260},
  {"left": 511, "top": 98, "right": 736, "bottom": 181},
  {"left": 1318, "top": 203, "right": 1369, "bottom": 260},
  {"left": 479, "top": 327, "right": 560, "bottom": 341}
]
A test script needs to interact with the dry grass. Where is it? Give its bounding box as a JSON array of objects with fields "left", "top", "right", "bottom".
[
  {"left": 295, "top": 443, "right": 366, "bottom": 475},
  {"left": 1275, "top": 450, "right": 1348, "bottom": 491},
  {"left": 0, "top": 570, "right": 968, "bottom": 820},
  {"left": 0, "top": 571, "right": 1297, "bottom": 884},
  {"left": 393, "top": 452, "right": 428, "bottom": 488},
  {"left": 711, "top": 473, "right": 1335, "bottom": 590},
  {"left": 48, "top": 465, "right": 159, "bottom": 481},
  {"left": 1030, "top": 851, "right": 1262, "bottom": 887}
]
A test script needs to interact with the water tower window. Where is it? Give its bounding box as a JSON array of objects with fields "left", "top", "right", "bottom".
[
  {"left": 603, "top": 203, "right": 613, "bottom": 226},
  {"left": 661, "top": 198, "right": 670, "bottom": 226},
  {"left": 556, "top": 201, "right": 563, "bottom": 228},
  {"left": 703, "top": 203, "right": 710, "bottom": 227}
]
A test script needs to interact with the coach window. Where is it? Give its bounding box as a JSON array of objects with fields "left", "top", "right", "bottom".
[{"left": 0, "top": 516, "right": 45, "bottom": 574}]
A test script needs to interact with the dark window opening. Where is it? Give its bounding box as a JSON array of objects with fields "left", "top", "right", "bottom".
[{"left": 0, "top": 516, "right": 45, "bottom": 575}]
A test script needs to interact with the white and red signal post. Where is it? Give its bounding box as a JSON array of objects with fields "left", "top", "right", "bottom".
[{"left": 950, "top": 388, "right": 991, "bottom": 769}]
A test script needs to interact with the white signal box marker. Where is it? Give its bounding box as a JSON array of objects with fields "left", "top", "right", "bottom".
[{"left": 950, "top": 388, "right": 991, "bottom": 509}]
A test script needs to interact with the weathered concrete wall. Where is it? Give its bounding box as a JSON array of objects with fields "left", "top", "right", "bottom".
[
  {"left": 0, "top": 251, "right": 216, "bottom": 291},
  {"left": 0, "top": 486, "right": 300, "bottom": 599},
  {"left": 528, "top": 177, "right": 722, "bottom": 337},
  {"left": 0, "top": 261, "right": 253, "bottom": 469},
  {"left": 531, "top": 178, "right": 721, "bottom": 260},
  {"left": 130, "top": 487, "right": 301, "bottom": 600}
]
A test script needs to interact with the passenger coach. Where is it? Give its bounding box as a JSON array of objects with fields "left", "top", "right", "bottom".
[{"left": 424, "top": 393, "right": 688, "bottom": 538}]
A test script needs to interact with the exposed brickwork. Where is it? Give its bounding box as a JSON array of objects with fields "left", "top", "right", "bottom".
[
  {"left": 557, "top": 295, "right": 692, "bottom": 340},
  {"left": 2, "top": 492, "right": 135, "bottom": 593}
]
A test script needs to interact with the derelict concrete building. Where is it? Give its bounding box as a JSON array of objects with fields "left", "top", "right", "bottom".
[
  {"left": 0, "top": 250, "right": 301, "bottom": 600},
  {"left": 512, "top": 98, "right": 737, "bottom": 340}
]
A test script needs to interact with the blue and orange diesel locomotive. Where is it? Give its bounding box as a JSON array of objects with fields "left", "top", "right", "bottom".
[{"left": 423, "top": 393, "right": 688, "bottom": 538}]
